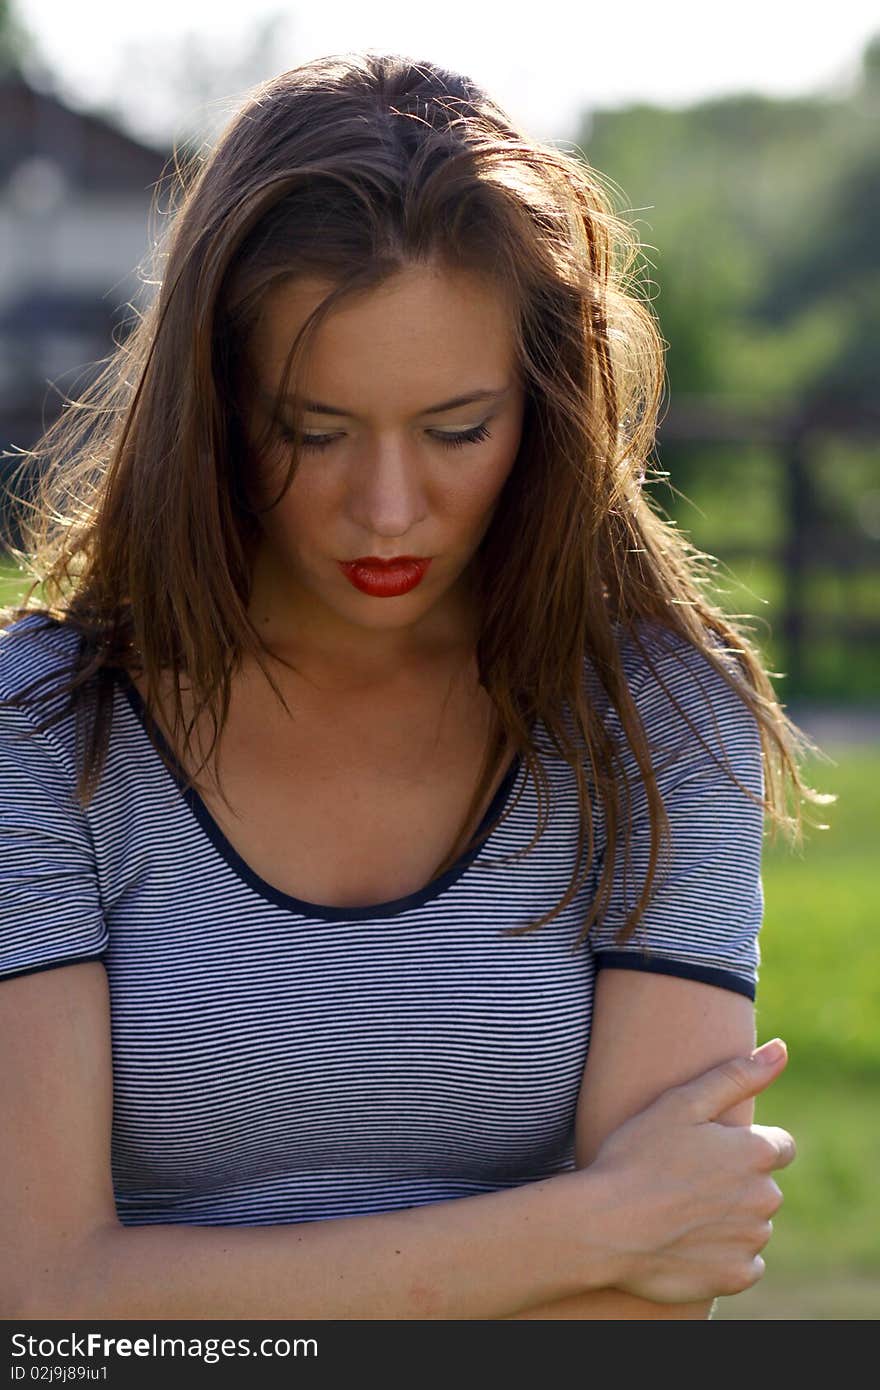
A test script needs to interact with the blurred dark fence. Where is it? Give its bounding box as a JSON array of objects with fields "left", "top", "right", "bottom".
[{"left": 657, "top": 395, "right": 880, "bottom": 704}]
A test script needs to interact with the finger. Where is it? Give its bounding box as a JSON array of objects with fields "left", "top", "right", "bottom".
[
  {"left": 670, "top": 1041, "right": 789, "bottom": 1123},
  {"left": 748, "top": 1124, "right": 797, "bottom": 1170}
]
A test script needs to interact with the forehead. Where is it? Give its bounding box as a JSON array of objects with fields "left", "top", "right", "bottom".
[{"left": 251, "top": 264, "right": 518, "bottom": 398}]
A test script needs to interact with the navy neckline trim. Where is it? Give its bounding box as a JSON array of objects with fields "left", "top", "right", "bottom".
[{"left": 115, "top": 669, "right": 524, "bottom": 922}]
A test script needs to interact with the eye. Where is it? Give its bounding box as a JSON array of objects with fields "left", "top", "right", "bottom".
[
  {"left": 276, "top": 429, "right": 339, "bottom": 452},
  {"left": 431, "top": 422, "right": 494, "bottom": 450},
  {"left": 276, "top": 422, "right": 494, "bottom": 452}
]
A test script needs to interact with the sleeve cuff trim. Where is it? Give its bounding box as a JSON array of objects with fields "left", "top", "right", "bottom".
[
  {"left": 0, "top": 950, "right": 108, "bottom": 983},
  {"left": 592, "top": 950, "right": 756, "bottom": 1000}
]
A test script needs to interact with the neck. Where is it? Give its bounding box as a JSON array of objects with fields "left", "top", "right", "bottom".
[{"left": 246, "top": 550, "right": 482, "bottom": 694}]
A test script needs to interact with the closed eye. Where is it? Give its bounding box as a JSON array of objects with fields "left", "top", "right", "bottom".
[{"left": 277, "top": 421, "right": 494, "bottom": 452}]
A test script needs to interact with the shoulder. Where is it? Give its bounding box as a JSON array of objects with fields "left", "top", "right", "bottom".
[
  {"left": 587, "top": 618, "right": 763, "bottom": 802},
  {"left": 0, "top": 613, "right": 90, "bottom": 786},
  {"left": 619, "top": 617, "right": 742, "bottom": 694},
  {"left": 595, "top": 617, "right": 756, "bottom": 733},
  {"left": 0, "top": 616, "right": 109, "bottom": 983},
  {"left": 0, "top": 611, "right": 84, "bottom": 705}
]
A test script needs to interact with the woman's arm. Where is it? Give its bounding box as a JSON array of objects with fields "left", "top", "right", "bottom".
[
  {"left": 0, "top": 958, "right": 641, "bottom": 1320},
  {"left": 505, "top": 967, "right": 757, "bottom": 1320}
]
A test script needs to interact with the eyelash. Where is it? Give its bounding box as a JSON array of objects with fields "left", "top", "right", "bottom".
[{"left": 278, "top": 422, "right": 494, "bottom": 452}]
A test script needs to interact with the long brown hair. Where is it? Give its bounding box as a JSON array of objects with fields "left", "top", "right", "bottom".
[{"left": 0, "top": 50, "right": 833, "bottom": 945}]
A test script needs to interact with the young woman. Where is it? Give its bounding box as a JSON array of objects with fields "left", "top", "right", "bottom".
[{"left": 0, "top": 51, "right": 827, "bottom": 1320}]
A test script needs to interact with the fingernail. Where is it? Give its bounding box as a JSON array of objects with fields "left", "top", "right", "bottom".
[{"left": 751, "top": 1039, "right": 786, "bottom": 1066}]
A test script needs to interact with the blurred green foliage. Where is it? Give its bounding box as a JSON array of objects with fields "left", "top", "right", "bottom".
[
  {"left": 569, "top": 38, "right": 880, "bottom": 708},
  {"left": 0, "top": 0, "right": 33, "bottom": 75},
  {"left": 577, "top": 39, "right": 880, "bottom": 407}
]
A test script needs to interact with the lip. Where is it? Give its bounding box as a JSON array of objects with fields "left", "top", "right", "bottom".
[
  {"left": 346, "top": 555, "right": 430, "bottom": 566},
  {"left": 338, "top": 556, "right": 432, "bottom": 597}
]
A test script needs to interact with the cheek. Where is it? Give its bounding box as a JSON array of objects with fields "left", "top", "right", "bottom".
[
  {"left": 467, "top": 438, "right": 519, "bottom": 510},
  {"left": 253, "top": 436, "right": 334, "bottom": 514},
  {"left": 460, "top": 436, "right": 520, "bottom": 531},
  {"left": 427, "top": 434, "right": 518, "bottom": 530},
  {"left": 250, "top": 457, "right": 319, "bottom": 552},
  {"left": 463, "top": 470, "right": 509, "bottom": 518},
  {"left": 269, "top": 484, "right": 328, "bottom": 552},
  {"left": 247, "top": 442, "right": 293, "bottom": 513}
]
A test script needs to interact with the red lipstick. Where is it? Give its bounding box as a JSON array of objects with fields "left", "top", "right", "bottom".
[{"left": 338, "top": 556, "right": 431, "bottom": 597}]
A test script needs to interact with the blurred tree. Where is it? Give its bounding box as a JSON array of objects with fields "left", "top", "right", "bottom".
[
  {"left": 571, "top": 31, "right": 880, "bottom": 495},
  {"left": 748, "top": 65, "right": 880, "bottom": 407},
  {"left": 0, "top": 0, "right": 35, "bottom": 74},
  {"left": 96, "top": 10, "right": 297, "bottom": 154},
  {"left": 861, "top": 31, "right": 880, "bottom": 93},
  {"left": 578, "top": 88, "right": 841, "bottom": 403}
]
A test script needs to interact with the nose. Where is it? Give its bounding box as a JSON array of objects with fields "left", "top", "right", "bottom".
[{"left": 347, "top": 436, "right": 429, "bottom": 540}]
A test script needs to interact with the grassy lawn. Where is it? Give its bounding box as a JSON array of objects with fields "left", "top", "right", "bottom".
[
  {"left": 714, "top": 740, "right": 880, "bottom": 1318},
  {"left": 755, "top": 746, "right": 879, "bottom": 1081},
  {"left": 1, "top": 559, "right": 877, "bottom": 1318},
  {"left": 715, "top": 1069, "right": 879, "bottom": 1318},
  {"left": 0, "top": 555, "right": 32, "bottom": 607}
]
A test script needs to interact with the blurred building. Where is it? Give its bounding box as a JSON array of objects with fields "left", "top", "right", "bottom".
[{"left": 0, "top": 73, "right": 168, "bottom": 481}]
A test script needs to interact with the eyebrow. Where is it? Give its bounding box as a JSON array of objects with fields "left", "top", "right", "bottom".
[{"left": 263, "top": 387, "right": 509, "bottom": 418}]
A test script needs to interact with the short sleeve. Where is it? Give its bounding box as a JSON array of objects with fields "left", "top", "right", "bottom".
[
  {"left": 0, "top": 692, "right": 109, "bottom": 982},
  {"left": 588, "top": 630, "right": 764, "bottom": 1001}
]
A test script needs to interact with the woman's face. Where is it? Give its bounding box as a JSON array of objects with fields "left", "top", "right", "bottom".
[{"left": 243, "top": 261, "right": 526, "bottom": 674}]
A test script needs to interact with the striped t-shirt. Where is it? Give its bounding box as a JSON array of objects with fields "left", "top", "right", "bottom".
[{"left": 0, "top": 610, "right": 764, "bottom": 1227}]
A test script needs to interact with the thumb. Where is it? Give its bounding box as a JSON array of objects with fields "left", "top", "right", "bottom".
[{"left": 672, "top": 1038, "right": 789, "bottom": 1122}]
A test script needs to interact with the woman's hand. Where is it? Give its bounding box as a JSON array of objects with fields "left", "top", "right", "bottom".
[{"left": 569, "top": 1038, "right": 795, "bottom": 1304}]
